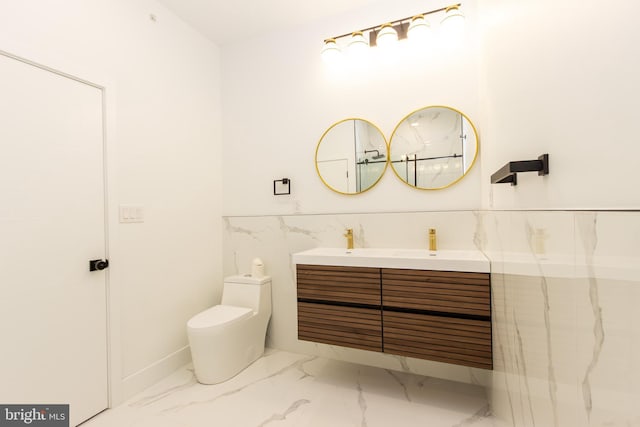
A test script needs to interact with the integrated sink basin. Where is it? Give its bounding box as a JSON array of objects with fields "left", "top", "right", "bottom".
[{"left": 292, "top": 247, "right": 490, "bottom": 272}]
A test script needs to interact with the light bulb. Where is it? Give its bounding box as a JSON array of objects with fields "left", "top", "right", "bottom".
[
  {"left": 376, "top": 23, "right": 398, "bottom": 48},
  {"left": 321, "top": 38, "right": 341, "bottom": 62},
  {"left": 347, "top": 31, "right": 369, "bottom": 55},
  {"left": 441, "top": 5, "right": 465, "bottom": 35},
  {"left": 408, "top": 15, "right": 431, "bottom": 42}
]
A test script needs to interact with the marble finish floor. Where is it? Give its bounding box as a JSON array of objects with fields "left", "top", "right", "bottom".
[{"left": 83, "top": 349, "right": 500, "bottom": 427}]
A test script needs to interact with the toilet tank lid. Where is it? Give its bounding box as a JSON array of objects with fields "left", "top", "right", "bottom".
[
  {"left": 188, "top": 305, "right": 252, "bottom": 329},
  {"left": 224, "top": 274, "right": 271, "bottom": 285}
]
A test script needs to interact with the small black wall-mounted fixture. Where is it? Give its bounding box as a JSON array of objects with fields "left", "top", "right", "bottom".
[
  {"left": 273, "top": 178, "right": 291, "bottom": 195},
  {"left": 89, "top": 259, "right": 109, "bottom": 272},
  {"left": 491, "top": 154, "right": 549, "bottom": 186}
]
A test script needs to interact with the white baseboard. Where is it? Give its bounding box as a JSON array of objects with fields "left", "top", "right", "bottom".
[{"left": 121, "top": 346, "right": 192, "bottom": 402}]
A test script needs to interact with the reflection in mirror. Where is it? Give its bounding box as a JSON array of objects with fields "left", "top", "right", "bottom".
[
  {"left": 389, "top": 106, "right": 478, "bottom": 190},
  {"left": 315, "top": 118, "right": 388, "bottom": 194}
]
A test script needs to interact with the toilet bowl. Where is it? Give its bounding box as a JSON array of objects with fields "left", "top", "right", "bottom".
[{"left": 187, "top": 274, "right": 272, "bottom": 384}]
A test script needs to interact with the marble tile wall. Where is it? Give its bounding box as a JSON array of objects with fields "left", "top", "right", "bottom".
[
  {"left": 482, "top": 211, "right": 640, "bottom": 427},
  {"left": 222, "top": 210, "right": 640, "bottom": 426}
]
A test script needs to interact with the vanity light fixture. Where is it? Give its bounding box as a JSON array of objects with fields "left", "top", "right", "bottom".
[
  {"left": 347, "top": 31, "right": 369, "bottom": 54},
  {"left": 321, "top": 38, "right": 341, "bottom": 61},
  {"left": 321, "top": 3, "right": 462, "bottom": 58},
  {"left": 408, "top": 15, "right": 431, "bottom": 41},
  {"left": 441, "top": 5, "right": 465, "bottom": 28},
  {"left": 376, "top": 23, "right": 399, "bottom": 48}
]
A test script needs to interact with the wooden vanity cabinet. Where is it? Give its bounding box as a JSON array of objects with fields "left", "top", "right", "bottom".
[
  {"left": 296, "top": 264, "right": 492, "bottom": 369},
  {"left": 296, "top": 264, "right": 380, "bottom": 305},
  {"left": 381, "top": 269, "right": 491, "bottom": 316},
  {"left": 297, "top": 302, "right": 381, "bottom": 352},
  {"left": 382, "top": 268, "right": 493, "bottom": 369},
  {"left": 296, "top": 265, "right": 381, "bottom": 352},
  {"left": 383, "top": 311, "right": 492, "bottom": 369},
  {"left": 382, "top": 268, "right": 492, "bottom": 369}
]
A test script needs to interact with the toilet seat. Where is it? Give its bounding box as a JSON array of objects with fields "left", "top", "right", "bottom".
[{"left": 188, "top": 305, "right": 252, "bottom": 330}]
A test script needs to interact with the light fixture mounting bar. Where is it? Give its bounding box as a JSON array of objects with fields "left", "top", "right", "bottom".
[{"left": 324, "top": 3, "right": 461, "bottom": 43}]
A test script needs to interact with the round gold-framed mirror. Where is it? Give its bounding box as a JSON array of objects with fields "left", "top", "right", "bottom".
[
  {"left": 315, "top": 118, "right": 389, "bottom": 194},
  {"left": 389, "top": 106, "right": 479, "bottom": 190}
]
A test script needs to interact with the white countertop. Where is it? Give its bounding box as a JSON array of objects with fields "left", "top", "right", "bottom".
[{"left": 292, "top": 247, "right": 490, "bottom": 273}]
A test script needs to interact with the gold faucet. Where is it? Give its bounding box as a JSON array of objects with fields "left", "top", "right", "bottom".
[
  {"left": 344, "top": 228, "right": 354, "bottom": 249},
  {"left": 429, "top": 228, "right": 437, "bottom": 251}
]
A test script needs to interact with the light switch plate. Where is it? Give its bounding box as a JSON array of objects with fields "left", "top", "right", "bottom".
[{"left": 119, "top": 204, "right": 144, "bottom": 223}]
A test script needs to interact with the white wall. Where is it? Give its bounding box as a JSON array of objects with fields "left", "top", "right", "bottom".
[
  {"left": 221, "top": 0, "right": 640, "bottom": 215},
  {"left": 221, "top": 0, "right": 482, "bottom": 216},
  {"left": 478, "top": 0, "right": 640, "bottom": 210},
  {"left": 0, "top": 0, "right": 222, "bottom": 402}
]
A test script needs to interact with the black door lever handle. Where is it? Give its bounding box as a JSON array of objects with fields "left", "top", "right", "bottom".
[{"left": 89, "top": 259, "right": 109, "bottom": 272}]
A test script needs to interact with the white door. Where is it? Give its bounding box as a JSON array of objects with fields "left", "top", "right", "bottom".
[{"left": 0, "top": 53, "right": 108, "bottom": 425}]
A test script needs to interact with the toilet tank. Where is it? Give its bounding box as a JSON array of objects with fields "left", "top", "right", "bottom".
[{"left": 221, "top": 274, "right": 272, "bottom": 312}]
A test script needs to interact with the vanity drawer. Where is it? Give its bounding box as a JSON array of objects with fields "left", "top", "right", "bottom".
[
  {"left": 382, "top": 268, "right": 490, "bottom": 317},
  {"left": 383, "top": 311, "right": 492, "bottom": 369},
  {"left": 298, "top": 302, "right": 382, "bottom": 352},
  {"left": 297, "top": 264, "right": 381, "bottom": 305}
]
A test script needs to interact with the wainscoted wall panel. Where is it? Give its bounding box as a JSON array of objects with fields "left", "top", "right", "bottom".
[{"left": 223, "top": 210, "right": 640, "bottom": 426}]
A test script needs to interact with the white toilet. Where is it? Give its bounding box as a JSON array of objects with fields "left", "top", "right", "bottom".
[{"left": 187, "top": 273, "right": 272, "bottom": 384}]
